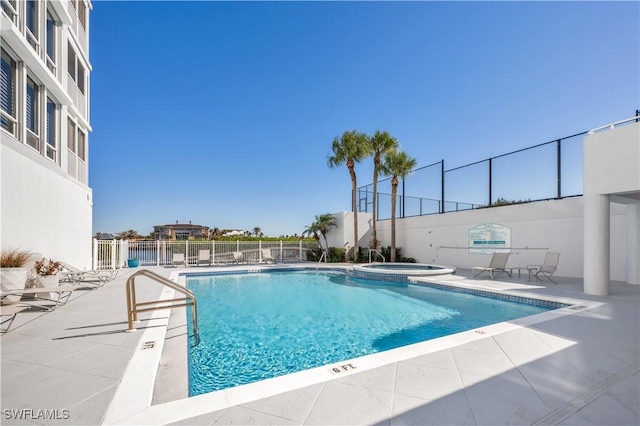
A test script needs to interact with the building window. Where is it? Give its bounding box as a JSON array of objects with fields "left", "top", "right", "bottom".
[
  {"left": 77, "top": 128, "right": 85, "bottom": 160},
  {"left": 1, "top": 0, "right": 18, "bottom": 25},
  {"left": 0, "top": 48, "right": 17, "bottom": 136},
  {"left": 77, "top": 63, "right": 85, "bottom": 94},
  {"left": 67, "top": 118, "right": 75, "bottom": 152},
  {"left": 26, "top": 76, "right": 40, "bottom": 151},
  {"left": 67, "top": 43, "right": 85, "bottom": 95},
  {"left": 26, "top": 0, "right": 39, "bottom": 53},
  {"left": 78, "top": 1, "right": 87, "bottom": 31},
  {"left": 46, "top": 11, "right": 56, "bottom": 74},
  {"left": 46, "top": 98, "right": 57, "bottom": 161},
  {"left": 67, "top": 43, "right": 76, "bottom": 81}
]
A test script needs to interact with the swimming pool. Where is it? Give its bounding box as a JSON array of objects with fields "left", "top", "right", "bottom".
[{"left": 185, "top": 270, "right": 564, "bottom": 396}]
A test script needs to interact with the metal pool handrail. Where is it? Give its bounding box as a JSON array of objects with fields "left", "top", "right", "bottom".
[
  {"left": 368, "top": 249, "right": 386, "bottom": 263},
  {"left": 125, "top": 269, "right": 199, "bottom": 346},
  {"left": 316, "top": 251, "right": 327, "bottom": 271}
]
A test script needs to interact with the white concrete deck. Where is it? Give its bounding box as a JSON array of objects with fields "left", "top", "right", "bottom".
[{"left": 1, "top": 265, "right": 638, "bottom": 425}]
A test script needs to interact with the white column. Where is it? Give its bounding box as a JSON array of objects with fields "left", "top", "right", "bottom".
[
  {"left": 627, "top": 203, "right": 640, "bottom": 285},
  {"left": 584, "top": 194, "right": 610, "bottom": 295}
]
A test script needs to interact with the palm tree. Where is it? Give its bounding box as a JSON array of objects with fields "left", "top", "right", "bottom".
[
  {"left": 303, "top": 220, "right": 321, "bottom": 244},
  {"left": 315, "top": 213, "right": 337, "bottom": 251},
  {"left": 327, "top": 130, "right": 371, "bottom": 261},
  {"left": 380, "top": 150, "right": 417, "bottom": 262},
  {"left": 119, "top": 229, "right": 139, "bottom": 240},
  {"left": 369, "top": 130, "right": 398, "bottom": 249},
  {"left": 252, "top": 227, "right": 262, "bottom": 237}
]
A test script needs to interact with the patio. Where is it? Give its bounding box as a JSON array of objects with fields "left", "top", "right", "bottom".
[{"left": 1, "top": 265, "right": 638, "bottom": 425}]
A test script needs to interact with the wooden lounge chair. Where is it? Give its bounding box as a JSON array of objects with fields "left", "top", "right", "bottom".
[
  {"left": 472, "top": 252, "right": 512, "bottom": 279},
  {"left": 527, "top": 252, "right": 561, "bottom": 284}
]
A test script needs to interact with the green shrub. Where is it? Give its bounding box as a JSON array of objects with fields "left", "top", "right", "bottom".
[{"left": 306, "top": 247, "right": 347, "bottom": 263}]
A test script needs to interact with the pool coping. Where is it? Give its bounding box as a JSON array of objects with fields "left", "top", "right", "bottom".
[{"left": 101, "top": 265, "right": 603, "bottom": 425}]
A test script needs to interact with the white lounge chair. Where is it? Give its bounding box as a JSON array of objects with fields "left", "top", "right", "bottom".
[
  {"left": 0, "top": 285, "right": 76, "bottom": 311},
  {"left": 1, "top": 304, "right": 30, "bottom": 333},
  {"left": 61, "top": 263, "right": 118, "bottom": 288},
  {"left": 261, "top": 248, "right": 275, "bottom": 264},
  {"left": 232, "top": 251, "right": 244, "bottom": 264},
  {"left": 472, "top": 252, "right": 511, "bottom": 279},
  {"left": 172, "top": 253, "right": 186, "bottom": 267},
  {"left": 198, "top": 249, "right": 211, "bottom": 266},
  {"left": 527, "top": 252, "right": 561, "bottom": 284}
]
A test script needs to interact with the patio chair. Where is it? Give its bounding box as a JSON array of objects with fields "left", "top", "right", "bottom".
[
  {"left": 1, "top": 304, "right": 30, "bottom": 333},
  {"left": 198, "top": 249, "right": 211, "bottom": 266},
  {"left": 472, "top": 252, "right": 512, "bottom": 279},
  {"left": 172, "top": 253, "right": 186, "bottom": 267},
  {"left": 261, "top": 248, "right": 275, "bottom": 264},
  {"left": 0, "top": 285, "right": 76, "bottom": 311},
  {"left": 232, "top": 251, "right": 244, "bottom": 264},
  {"left": 527, "top": 252, "right": 561, "bottom": 284},
  {"left": 60, "top": 263, "right": 118, "bottom": 288}
]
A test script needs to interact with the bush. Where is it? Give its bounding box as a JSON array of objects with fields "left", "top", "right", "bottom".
[
  {"left": 377, "top": 246, "right": 415, "bottom": 263},
  {"left": 306, "top": 247, "right": 346, "bottom": 263},
  {"left": 0, "top": 248, "right": 31, "bottom": 268}
]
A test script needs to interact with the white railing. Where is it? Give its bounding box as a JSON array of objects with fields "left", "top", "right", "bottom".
[
  {"left": 92, "top": 239, "right": 319, "bottom": 270},
  {"left": 368, "top": 249, "right": 385, "bottom": 263},
  {"left": 588, "top": 116, "right": 640, "bottom": 135}
]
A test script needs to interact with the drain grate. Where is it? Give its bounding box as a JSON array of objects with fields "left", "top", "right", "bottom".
[{"left": 141, "top": 341, "right": 156, "bottom": 350}]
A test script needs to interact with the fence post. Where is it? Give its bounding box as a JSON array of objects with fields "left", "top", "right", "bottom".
[
  {"left": 185, "top": 240, "right": 189, "bottom": 267},
  {"left": 212, "top": 240, "right": 215, "bottom": 265},
  {"left": 488, "top": 158, "right": 493, "bottom": 206},
  {"left": 557, "top": 139, "right": 562, "bottom": 199},
  {"left": 92, "top": 238, "right": 97, "bottom": 270},
  {"left": 259, "top": 240, "right": 263, "bottom": 263},
  {"left": 401, "top": 179, "right": 405, "bottom": 218},
  {"left": 298, "top": 240, "right": 301, "bottom": 261},
  {"left": 111, "top": 240, "right": 117, "bottom": 269},
  {"left": 441, "top": 160, "right": 445, "bottom": 213},
  {"left": 156, "top": 240, "right": 160, "bottom": 266}
]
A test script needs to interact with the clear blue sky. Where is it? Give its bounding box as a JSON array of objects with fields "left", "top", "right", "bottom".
[{"left": 90, "top": 1, "right": 639, "bottom": 237}]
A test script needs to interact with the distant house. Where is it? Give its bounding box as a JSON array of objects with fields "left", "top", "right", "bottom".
[
  {"left": 222, "top": 230, "right": 245, "bottom": 237},
  {"left": 153, "top": 221, "right": 210, "bottom": 241}
]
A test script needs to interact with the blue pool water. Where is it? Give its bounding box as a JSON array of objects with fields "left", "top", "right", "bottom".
[{"left": 186, "top": 271, "right": 556, "bottom": 396}]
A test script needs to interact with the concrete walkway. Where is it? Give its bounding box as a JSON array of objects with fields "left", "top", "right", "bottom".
[{"left": 1, "top": 266, "right": 638, "bottom": 425}]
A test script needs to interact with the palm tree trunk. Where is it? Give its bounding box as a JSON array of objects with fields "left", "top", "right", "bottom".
[
  {"left": 349, "top": 165, "right": 358, "bottom": 262},
  {"left": 321, "top": 232, "right": 329, "bottom": 252},
  {"left": 390, "top": 180, "right": 397, "bottom": 262},
  {"left": 372, "top": 166, "right": 379, "bottom": 248}
]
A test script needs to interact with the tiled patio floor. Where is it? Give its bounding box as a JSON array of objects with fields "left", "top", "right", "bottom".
[{"left": 1, "top": 265, "right": 638, "bottom": 425}]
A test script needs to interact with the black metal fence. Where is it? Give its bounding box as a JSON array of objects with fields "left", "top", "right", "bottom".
[{"left": 358, "top": 131, "right": 587, "bottom": 220}]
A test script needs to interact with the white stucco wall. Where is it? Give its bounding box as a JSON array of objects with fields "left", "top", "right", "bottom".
[
  {"left": 584, "top": 122, "right": 640, "bottom": 196},
  {"left": 325, "top": 211, "right": 373, "bottom": 251},
  {"left": 327, "top": 197, "right": 628, "bottom": 280},
  {"left": 1, "top": 137, "right": 93, "bottom": 268}
]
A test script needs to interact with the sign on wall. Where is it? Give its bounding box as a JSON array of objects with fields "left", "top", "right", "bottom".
[{"left": 469, "top": 223, "right": 511, "bottom": 254}]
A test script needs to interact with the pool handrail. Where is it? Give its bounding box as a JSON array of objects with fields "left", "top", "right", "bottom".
[
  {"left": 368, "top": 249, "right": 386, "bottom": 263},
  {"left": 125, "top": 269, "right": 199, "bottom": 346},
  {"left": 316, "top": 251, "right": 327, "bottom": 271}
]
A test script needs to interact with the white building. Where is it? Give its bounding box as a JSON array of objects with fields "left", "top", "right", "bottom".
[{"left": 1, "top": 0, "right": 92, "bottom": 268}]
